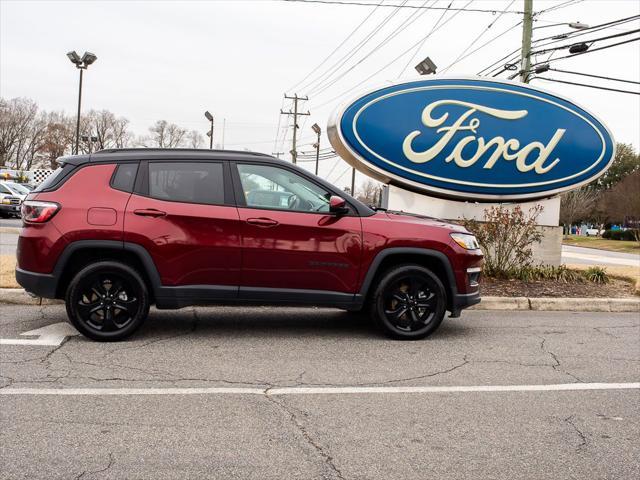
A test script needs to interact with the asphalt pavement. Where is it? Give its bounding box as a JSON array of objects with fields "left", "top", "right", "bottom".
[
  {"left": 562, "top": 244, "right": 640, "bottom": 267},
  {"left": 1, "top": 305, "right": 638, "bottom": 479}
]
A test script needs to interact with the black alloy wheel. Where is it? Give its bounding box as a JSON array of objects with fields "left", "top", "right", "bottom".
[
  {"left": 65, "top": 261, "right": 150, "bottom": 341},
  {"left": 371, "top": 265, "right": 447, "bottom": 340}
]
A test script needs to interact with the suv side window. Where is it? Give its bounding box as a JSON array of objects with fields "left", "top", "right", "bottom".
[
  {"left": 149, "top": 162, "right": 224, "bottom": 205},
  {"left": 237, "top": 164, "right": 331, "bottom": 213},
  {"left": 0, "top": 184, "right": 11, "bottom": 194}
]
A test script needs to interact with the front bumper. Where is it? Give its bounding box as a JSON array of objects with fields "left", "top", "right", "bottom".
[
  {"left": 0, "top": 204, "right": 21, "bottom": 215},
  {"left": 15, "top": 267, "right": 57, "bottom": 298},
  {"left": 450, "top": 290, "right": 481, "bottom": 317}
]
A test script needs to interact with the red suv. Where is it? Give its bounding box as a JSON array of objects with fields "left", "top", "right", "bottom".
[{"left": 16, "top": 149, "right": 483, "bottom": 341}]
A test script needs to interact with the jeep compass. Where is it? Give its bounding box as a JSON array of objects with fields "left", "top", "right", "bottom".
[{"left": 16, "top": 149, "right": 483, "bottom": 341}]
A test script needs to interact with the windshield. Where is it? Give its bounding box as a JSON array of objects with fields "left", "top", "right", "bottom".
[{"left": 5, "top": 183, "right": 30, "bottom": 195}]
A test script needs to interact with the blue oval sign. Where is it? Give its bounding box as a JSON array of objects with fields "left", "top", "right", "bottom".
[{"left": 327, "top": 77, "right": 615, "bottom": 201}]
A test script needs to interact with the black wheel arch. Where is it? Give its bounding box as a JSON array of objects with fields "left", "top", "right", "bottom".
[
  {"left": 52, "top": 240, "right": 161, "bottom": 300},
  {"left": 359, "top": 248, "right": 458, "bottom": 311}
]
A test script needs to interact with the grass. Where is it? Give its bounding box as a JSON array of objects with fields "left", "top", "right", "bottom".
[
  {"left": 565, "top": 263, "right": 640, "bottom": 295},
  {"left": 562, "top": 235, "right": 640, "bottom": 254},
  {"left": 0, "top": 255, "right": 19, "bottom": 288}
]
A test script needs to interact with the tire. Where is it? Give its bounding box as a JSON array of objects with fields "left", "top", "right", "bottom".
[
  {"left": 65, "top": 261, "right": 150, "bottom": 341},
  {"left": 370, "top": 264, "right": 447, "bottom": 340}
]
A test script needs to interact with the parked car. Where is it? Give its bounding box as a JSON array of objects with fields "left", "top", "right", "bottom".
[
  {"left": 0, "top": 183, "right": 22, "bottom": 218},
  {"left": 0, "top": 181, "right": 29, "bottom": 201},
  {"left": 585, "top": 227, "right": 603, "bottom": 237},
  {"left": 16, "top": 149, "right": 483, "bottom": 341}
]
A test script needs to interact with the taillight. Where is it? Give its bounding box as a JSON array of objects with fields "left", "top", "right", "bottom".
[{"left": 21, "top": 201, "right": 60, "bottom": 223}]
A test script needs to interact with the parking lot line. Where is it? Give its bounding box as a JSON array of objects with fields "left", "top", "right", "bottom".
[{"left": 1, "top": 382, "right": 638, "bottom": 396}]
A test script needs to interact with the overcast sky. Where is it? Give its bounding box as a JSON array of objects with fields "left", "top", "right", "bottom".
[{"left": 1, "top": 0, "right": 639, "bottom": 188}]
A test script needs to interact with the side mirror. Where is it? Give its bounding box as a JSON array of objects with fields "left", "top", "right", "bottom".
[{"left": 329, "top": 195, "right": 349, "bottom": 215}]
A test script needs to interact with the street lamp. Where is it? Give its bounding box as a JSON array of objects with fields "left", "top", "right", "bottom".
[
  {"left": 81, "top": 135, "right": 99, "bottom": 153},
  {"left": 204, "top": 111, "right": 214, "bottom": 149},
  {"left": 415, "top": 56, "right": 437, "bottom": 76},
  {"left": 67, "top": 51, "right": 97, "bottom": 155},
  {"left": 311, "top": 123, "right": 321, "bottom": 175}
]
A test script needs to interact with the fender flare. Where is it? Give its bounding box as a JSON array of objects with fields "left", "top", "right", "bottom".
[
  {"left": 358, "top": 247, "right": 458, "bottom": 298},
  {"left": 52, "top": 240, "right": 162, "bottom": 296}
]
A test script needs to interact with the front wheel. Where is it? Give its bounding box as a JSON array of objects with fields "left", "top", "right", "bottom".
[
  {"left": 370, "top": 264, "right": 447, "bottom": 340},
  {"left": 65, "top": 261, "right": 150, "bottom": 341}
]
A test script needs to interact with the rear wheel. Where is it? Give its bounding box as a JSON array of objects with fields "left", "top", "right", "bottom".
[
  {"left": 65, "top": 261, "right": 150, "bottom": 341},
  {"left": 370, "top": 264, "right": 447, "bottom": 340}
]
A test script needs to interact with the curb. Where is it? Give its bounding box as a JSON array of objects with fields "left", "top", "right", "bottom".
[
  {"left": 0, "top": 227, "right": 21, "bottom": 234},
  {"left": 1, "top": 288, "right": 639, "bottom": 312},
  {"left": 0, "top": 289, "right": 63, "bottom": 306},
  {"left": 470, "top": 296, "right": 640, "bottom": 313}
]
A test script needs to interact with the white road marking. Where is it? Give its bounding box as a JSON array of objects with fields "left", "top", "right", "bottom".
[
  {"left": 1, "top": 383, "right": 638, "bottom": 396},
  {"left": 0, "top": 322, "right": 80, "bottom": 346}
]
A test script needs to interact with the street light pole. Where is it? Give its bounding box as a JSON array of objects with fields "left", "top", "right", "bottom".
[
  {"left": 204, "top": 111, "right": 214, "bottom": 149},
  {"left": 75, "top": 68, "right": 84, "bottom": 155},
  {"left": 311, "top": 123, "right": 321, "bottom": 176},
  {"left": 67, "top": 51, "right": 97, "bottom": 155}
]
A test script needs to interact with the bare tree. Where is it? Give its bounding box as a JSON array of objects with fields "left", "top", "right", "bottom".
[
  {"left": 356, "top": 179, "right": 382, "bottom": 206},
  {"left": 559, "top": 188, "right": 597, "bottom": 231},
  {"left": 40, "top": 111, "right": 74, "bottom": 169},
  {"left": 0, "top": 97, "right": 39, "bottom": 167},
  {"left": 603, "top": 170, "right": 640, "bottom": 240},
  {"left": 148, "top": 120, "right": 186, "bottom": 148},
  {"left": 187, "top": 130, "right": 205, "bottom": 149}
]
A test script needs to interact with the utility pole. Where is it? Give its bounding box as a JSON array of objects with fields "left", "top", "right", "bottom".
[
  {"left": 280, "top": 94, "right": 310, "bottom": 164},
  {"left": 271, "top": 151, "right": 284, "bottom": 159},
  {"left": 311, "top": 123, "right": 321, "bottom": 175},
  {"left": 519, "top": 0, "right": 534, "bottom": 82}
]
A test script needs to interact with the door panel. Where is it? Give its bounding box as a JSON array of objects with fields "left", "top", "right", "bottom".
[
  {"left": 238, "top": 207, "right": 362, "bottom": 293},
  {"left": 124, "top": 161, "right": 241, "bottom": 287},
  {"left": 125, "top": 195, "right": 241, "bottom": 286}
]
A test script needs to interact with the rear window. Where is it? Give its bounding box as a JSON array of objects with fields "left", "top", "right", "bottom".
[
  {"left": 111, "top": 163, "right": 138, "bottom": 192},
  {"left": 34, "top": 163, "right": 76, "bottom": 192},
  {"left": 148, "top": 162, "right": 224, "bottom": 205}
]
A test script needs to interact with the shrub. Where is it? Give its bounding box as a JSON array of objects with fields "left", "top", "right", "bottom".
[
  {"left": 584, "top": 266, "right": 609, "bottom": 284},
  {"left": 462, "top": 205, "right": 543, "bottom": 277},
  {"left": 602, "top": 229, "right": 639, "bottom": 241},
  {"left": 513, "top": 265, "right": 582, "bottom": 283}
]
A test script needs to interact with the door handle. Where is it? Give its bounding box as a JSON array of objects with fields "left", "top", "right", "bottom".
[
  {"left": 134, "top": 208, "right": 167, "bottom": 218},
  {"left": 246, "top": 217, "right": 279, "bottom": 227}
]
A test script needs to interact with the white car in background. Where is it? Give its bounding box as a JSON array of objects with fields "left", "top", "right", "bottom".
[
  {"left": 585, "top": 227, "right": 604, "bottom": 236},
  {"left": 0, "top": 181, "right": 30, "bottom": 201}
]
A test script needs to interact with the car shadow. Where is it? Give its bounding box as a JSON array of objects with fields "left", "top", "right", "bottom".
[{"left": 127, "top": 306, "right": 470, "bottom": 342}]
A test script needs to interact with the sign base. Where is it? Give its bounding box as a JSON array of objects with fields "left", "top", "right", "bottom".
[{"left": 383, "top": 185, "right": 562, "bottom": 266}]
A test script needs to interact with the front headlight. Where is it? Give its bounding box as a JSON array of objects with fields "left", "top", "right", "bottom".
[{"left": 450, "top": 232, "right": 480, "bottom": 250}]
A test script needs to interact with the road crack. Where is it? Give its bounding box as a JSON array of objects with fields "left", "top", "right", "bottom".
[
  {"left": 540, "top": 337, "right": 584, "bottom": 383},
  {"left": 75, "top": 452, "right": 115, "bottom": 479},
  {"left": 564, "top": 415, "right": 588, "bottom": 451},
  {"left": 265, "top": 392, "right": 345, "bottom": 480}
]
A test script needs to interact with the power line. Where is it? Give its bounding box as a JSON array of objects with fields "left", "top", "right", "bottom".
[
  {"left": 440, "top": 0, "right": 517, "bottom": 74},
  {"left": 286, "top": 0, "right": 384, "bottom": 92},
  {"left": 281, "top": 0, "right": 524, "bottom": 14},
  {"left": 533, "top": 76, "right": 640, "bottom": 95},
  {"left": 477, "top": 14, "right": 640, "bottom": 76},
  {"left": 530, "top": 36, "right": 640, "bottom": 66},
  {"left": 546, "top": 67, "right": 640, "bottom": 85},
  {"left": 530, "top": 28, "right": 640, "bottom": 56},
  {"left": 311, "top": 0, "right": 473, "bottom": 108},
  {"left": 311, "top": 0, "right": 437, "bottom": 96},
  {"left": 303, "top": 1, "right": 409, "bottom": 94},
  {"left": 398, "top": 0, "right": 452, "bottom": 77},
  {"left": 535, "top": 0, "right": 583, "bottom": 15}
]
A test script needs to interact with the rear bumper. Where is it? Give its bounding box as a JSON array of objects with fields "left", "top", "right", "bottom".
[{"left": 15, "top": 267, "right": 57, "bottom": 298}]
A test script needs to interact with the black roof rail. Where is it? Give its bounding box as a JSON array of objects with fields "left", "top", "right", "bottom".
[{"left": 93, "top": 147, "right": 272, "bottom": 157}]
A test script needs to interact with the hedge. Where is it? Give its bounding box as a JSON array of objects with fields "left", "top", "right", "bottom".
[{"left": 602, "top": 229, "right": 639, "bottom": 241}]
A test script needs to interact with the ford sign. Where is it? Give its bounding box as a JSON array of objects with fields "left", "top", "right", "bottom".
[{"left": 327, "top": 77, "right": 615, "bottom": 201}]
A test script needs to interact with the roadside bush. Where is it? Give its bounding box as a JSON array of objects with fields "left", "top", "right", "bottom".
[
  {"left": 602, "top": 229, "right": 639, "bottom": 241},
  {"left": 513, "top": 265, "right": 583, "bottom": 283},
  {"left": 462, "top": 205, "right": 543, "bottom": 277},
  {"left": 584, "top": 266, "right": 609, "bottom": 284}
]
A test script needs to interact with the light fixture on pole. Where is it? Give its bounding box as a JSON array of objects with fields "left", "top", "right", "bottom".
[
  {"left": 311, "top": 123, "right": 321, "bottom": 176},
  {"left": 204, "top": 111, "right": 214, "bottom": 149},
  {"left": 414, "top": 56, "right": 437, "bottom": 76},
  {"left": 67, "top": 51, "right": 97, "bottom": 155}
]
